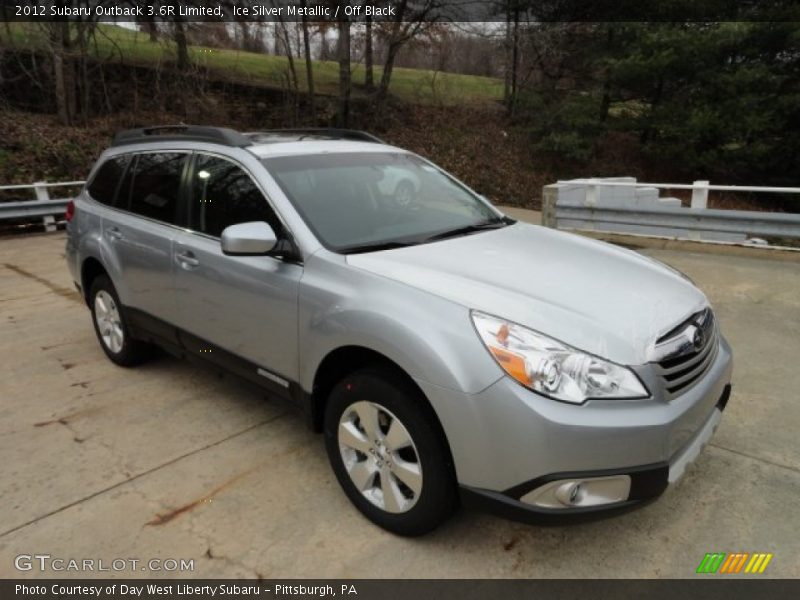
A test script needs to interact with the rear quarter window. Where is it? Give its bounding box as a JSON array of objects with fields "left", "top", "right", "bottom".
[
  {"left": 127, "top": 152, "right": 187, "bottom": 224},
  {"left": 87, "top": 155, "right": 129, "bottom": 206}
]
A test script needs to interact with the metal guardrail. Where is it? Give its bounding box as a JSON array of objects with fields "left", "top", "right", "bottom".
[
  {"left": 543, "top": 179, "right": 800, "bottom": 242},
  {"left": 1, "top": 199, "right": 73, "bottom": 219},
  {"left": 559, "top": 179, "right": 800, "bottom": 195},
  {"left": 0, "top": 181, "right": 84, "bottom": 231},
  {"left": 555, "top": 204, "right": 800, "bottom": 240}
]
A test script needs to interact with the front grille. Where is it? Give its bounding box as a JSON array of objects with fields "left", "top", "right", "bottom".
[{"left": 654, "top": 308, "right": 719, "bottom": 398}]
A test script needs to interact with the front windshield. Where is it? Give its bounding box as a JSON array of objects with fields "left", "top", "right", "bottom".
[{"left": 262, "top": 152, "right": 504, "bottom": 253}]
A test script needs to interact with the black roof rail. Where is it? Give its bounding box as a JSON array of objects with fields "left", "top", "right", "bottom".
[
  {"left": 244, "top": 128, "right": 385, "bottom": 144},
  {"left": 111, "top": 125, "right": 253, "bottom": 148}
]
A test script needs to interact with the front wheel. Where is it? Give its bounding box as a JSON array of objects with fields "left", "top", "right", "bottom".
[{"left": 324, "top": 367, "right": 457, "bottom": 536}]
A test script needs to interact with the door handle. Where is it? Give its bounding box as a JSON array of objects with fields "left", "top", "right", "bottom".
[
  {"left": 176, "top": 251, "right": 200, "bottom": 268},
  {"left": 106, "top": 227, "right": 123, "bottom": 241}
]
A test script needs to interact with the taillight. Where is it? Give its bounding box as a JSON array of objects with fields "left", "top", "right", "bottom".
[{"left": 65, "top": 200, "right": 75, "bottom": 222}]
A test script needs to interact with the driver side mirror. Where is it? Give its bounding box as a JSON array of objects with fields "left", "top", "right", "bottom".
[{"left": 220, "top": 222, "right": 278, "bottom": 256}]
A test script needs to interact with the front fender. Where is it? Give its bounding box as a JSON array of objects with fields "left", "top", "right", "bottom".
[{"left": 297, "top": 254, "right": 503, "bottom": 395}]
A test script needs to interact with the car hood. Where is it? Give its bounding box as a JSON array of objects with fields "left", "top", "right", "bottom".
[{"left": 346, "top": 223, "right": 708, "bottom": 365}]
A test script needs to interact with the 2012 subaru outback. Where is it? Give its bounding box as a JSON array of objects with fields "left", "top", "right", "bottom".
[{"left": 66, "top": 126, "right": 733, "bottom": 535}]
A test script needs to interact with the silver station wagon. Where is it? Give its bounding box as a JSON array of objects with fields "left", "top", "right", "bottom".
[{"left": 66, "top": 126, "right": 733, "bottom": 535}]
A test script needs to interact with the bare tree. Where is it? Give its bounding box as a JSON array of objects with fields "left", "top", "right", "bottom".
[
  {"left": 36, "top": 18, "right": 100, "bottom": 126},
  {"left": 300, "top": 0, "right": 316, "bottom": 121},
  {"left": 364, "top": 9, "right": 375, "bottom": 89},
  {"left": 136, "top": 14, "right": 159, "bottom": 42},
  {"left": 374, "top": 0, "right": 442, "bottom": 110},
  {"left": 508, "top": 2, "right": 521, "bottom": 116},
  {"left": 270, "top": 5, "right": 299, "bottom": 95},
  {"left": 337, "top": 16, "right": 351, "bottom": 127},
  {"left": 172, "top": 18, "right": 189, "bottom": 71},
  {"left": 50, "top": 24, "right": 71, "bottom": 125}
]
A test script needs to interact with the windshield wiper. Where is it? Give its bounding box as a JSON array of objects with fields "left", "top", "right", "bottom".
[
  {"left": 339, "top": 240, "right": 418, "bottom": 255},
  {"left": 422, "top": 217, "right": 514, "bottom": 243},
  {"left": 339, "top": 217, "right": 515, "bottom": 254}
]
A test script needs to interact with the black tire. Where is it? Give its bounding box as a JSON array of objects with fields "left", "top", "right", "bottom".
[
  {"left": 324, "top": 366, "right": 457, "bottom": 536},
  {"left": 89, "top": 274, "right": 150, "bottom": 367}
]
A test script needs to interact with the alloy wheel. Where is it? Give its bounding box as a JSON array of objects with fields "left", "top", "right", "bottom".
[
  {"left": 338, "top": 400, "right": 423, "bottom": 513},
  {"left": 94, "top": 290, "right": 124, "bottom": 354}
]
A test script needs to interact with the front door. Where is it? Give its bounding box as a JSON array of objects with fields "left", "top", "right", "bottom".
[{"left": 171, "top": 153, "right": 302, "bottom": 384}]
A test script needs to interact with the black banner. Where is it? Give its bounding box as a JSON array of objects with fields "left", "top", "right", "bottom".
[
  {"left": 2, "top": 0, "right": 800, "bottom": 23},
  {"left": 4, "top": 580, "right": 800, "bottom": 600}
]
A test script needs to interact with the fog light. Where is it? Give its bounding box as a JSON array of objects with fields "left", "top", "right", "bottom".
[
  {"left": 520, "top": 475, "right": 631, "bottom": 509},
  {"left": 555, "top": 482, "right": 582, "bottom": 506}
]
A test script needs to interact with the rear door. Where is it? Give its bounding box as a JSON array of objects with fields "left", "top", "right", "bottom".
[
  {"left": 101, "top": 151, "right": 189, "bottom": 325},
  {"left": 171, "top": 152, "right": 302, "bottom": 384}
]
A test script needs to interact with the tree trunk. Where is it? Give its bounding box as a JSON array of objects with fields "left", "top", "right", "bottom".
[
  {"left": 337, "top": 19, "right": 351, "bottom": 127},
  {"left": 503, "top": 9, "right": 511, "bottom": 105},
  {"left": 599, "top": 26, "right": 615, "bottom": 122},
  {"left": 508, "top": 9, "right": 520, "bottom": 117},
  {"left": 76, "top": 23, "right": 90, "bottom": 124},
  {"left": 53, "top": 44, "right": 69, "bottom": 125},
  {"left": 300, "top": 4, "right": 315, "bottom": 121},
  {"left": 138, "top": 17, "right": 158, "bottom": 42},
  {"left": 237, "top": 22, "right": 250, "bottom": 50},
  {"left": 173, "top": 19, "right": 189, "bottom": 71},
  {"left": 375, "top": 41, "right": 400, "bottom": 107},
  {"left": 641, "top": 74, "right": 664, "bottom": 144},
  {"left": 62, "top": 23, "right": 78, "bottom": 122},
  {"left": 278, "top": 20, "right": 298, "bottom": 92},
  {"left": 2, "top": 4, "right": 13, "bottom": 44},
  {"left": 364, "top": 15, "right": 374, "bottom": 90},
  {"left": 374, "top": 0, "right": 407, "bottom": 109},
  {"left": 319, "top": 29, "right": 330, "bottom": 61},
  {"left": 599, "top": 78, "right": 611, "bottom": 122},
  {"left": 52, "top": 23, "right": 72, "bottom": 125}
]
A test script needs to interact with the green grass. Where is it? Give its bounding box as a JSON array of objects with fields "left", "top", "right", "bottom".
[{"left": 1, "top": 23, "right": 503, "bottom": 105}]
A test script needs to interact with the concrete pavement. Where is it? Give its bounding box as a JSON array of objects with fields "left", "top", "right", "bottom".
[{"left": 0, "top": 228, "right": 798, "bottom": 578}]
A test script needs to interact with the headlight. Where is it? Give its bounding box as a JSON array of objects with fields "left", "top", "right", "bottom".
[{"left": 471, "top": 311, "right": 649, "bottom": 404}]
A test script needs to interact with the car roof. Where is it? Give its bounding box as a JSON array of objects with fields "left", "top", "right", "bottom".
[{"left": 105, "top": 126, "right": 409, "bottom": 160}]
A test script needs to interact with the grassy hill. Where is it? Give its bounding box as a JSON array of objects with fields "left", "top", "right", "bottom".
[{"left": 1, "top": 23, "right": 504, "bottom": 105}]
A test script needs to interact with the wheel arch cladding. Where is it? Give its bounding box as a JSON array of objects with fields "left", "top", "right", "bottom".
[
  {"left": 310, "top": 346, "right": 457, "bottom": 480},
  {"left": 81, "top": 257, "right": 108, "bottom": 305}
]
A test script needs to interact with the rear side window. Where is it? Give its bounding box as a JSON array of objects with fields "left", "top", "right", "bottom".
[
  {"left": 189, "top": 154, "right": 281, "bottom": 237},
  {"left": 128, "top": 153, "right": 187, "bottom": 224},
  {"left": 87, "top": 155, "right": 129, "bottom": 206}
]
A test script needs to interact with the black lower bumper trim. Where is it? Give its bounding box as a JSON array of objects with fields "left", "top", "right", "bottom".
[
  {"left": 460, "top": 485, "right": 657, "bottom": 525},
  {"left": 503, "top": 462, "right": 669, "bottom": 501},
  {"left": 461, "top": 462, "right": 669, "bottom": 525}
]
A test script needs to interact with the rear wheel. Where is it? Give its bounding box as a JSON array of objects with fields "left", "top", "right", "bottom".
[
  {"left": 324, "top": 367, "right": 457, "bottom": 536},
  {"left": 89, "top": 275, "right": 150, "bottom": 367}
]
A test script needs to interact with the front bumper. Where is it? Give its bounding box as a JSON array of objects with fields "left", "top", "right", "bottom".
[
  {"left": 460, "top": 385, "right": 729, "bottom": 523},
  {"left": 417, "top": 335, "right": 733, "bottom": 522}
]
